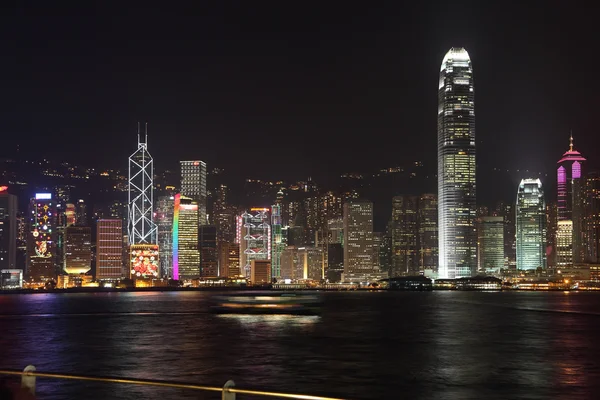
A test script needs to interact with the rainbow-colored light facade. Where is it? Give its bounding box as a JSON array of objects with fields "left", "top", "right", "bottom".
[{"left": 172, "top": 193, "right": 181, "bottom": 279}]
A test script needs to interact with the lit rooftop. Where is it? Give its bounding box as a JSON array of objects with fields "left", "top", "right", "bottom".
[{"left": 440, "top": 47, "right": 471, "bottom": 71}]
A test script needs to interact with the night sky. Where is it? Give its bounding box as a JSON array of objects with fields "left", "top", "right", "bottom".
[{"left": 0, "top": 2, "right": 597, "bottom": 204}]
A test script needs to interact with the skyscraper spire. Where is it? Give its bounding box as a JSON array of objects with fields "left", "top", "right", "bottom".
[{"left": 569, "top": 131, "right": 574, "bottom": 152}]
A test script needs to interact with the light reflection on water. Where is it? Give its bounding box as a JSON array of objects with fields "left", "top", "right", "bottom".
[
  {"left": 1, "top": 291, "right": 600, "bottom": 399},
  {"left": 216, "top": 314, "right": 320, "bottom": 325}
]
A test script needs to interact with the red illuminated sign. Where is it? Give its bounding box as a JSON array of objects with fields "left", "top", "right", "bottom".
[{"left": 0, "top": 186, "right": 7, "bottom": 192}]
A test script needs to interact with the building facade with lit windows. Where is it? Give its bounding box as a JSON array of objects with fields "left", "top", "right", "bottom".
[
  {"left": 437, "top": 47, "right": 477, "bottom": 279},
  {"left": 240, "top": 208, "right": 270, "bottom": 278},
  {"left": 63, "top": 226, "right": 92, "bottom": 275},
  {"left": 271, "top": 204, "right": 284, "bottom": 279},
  {"left": 218, "top": 242, "right": 240, "bottom": 277},
  {"left": 96, "top": 219, "right": 123, "bottom": 280},
  {"left": 477, "top": 216, "right": 504, "bottom": 274},
  {"left": 584, "top": 172, "right": 600, "bottom": 263},
  {"left": 391, "top": 195, "right": 419, "bottom": 277},
  {"left": 199, "top": 225, "right": 218, "bottom": 277},
  {"left": 516, "top": 179, "right": 547, "bottom": 270},
  {"left": 556, "top": 220, "right": 573, "bottom": 268},
  {"left": 173, "top": 194, "right": 200, "bottom": 280},
  {"left": 156, "top": 195, "right": 174, "bottom": 277},
  {"left": 26, "top": 193, "right": 56, "bottom": 281},
  {"left": 180, "top": 160, "right": 207, "bottom": 226},
  {"left": 557, "top": 135, "right": 586, "bottom": 264},
  {"left": 0, "top": 187, "right": 17, "bottom": 271},
  {"left": 297, "top": 246, "right": 325, "bottom": 281},
  {"left": 280, "top": 246, "right": 299, "bottom": 280},
  {"left": 418, "top": 194, "right": 438, "bottom": 272},
  {"left": 546, "top": 202, "right": 558, "bottom": 267},
  {"left": 343, "top": 200, "right": 384, "bottom": 282},
  {"left": 250, "top": 259, "right": 271, "bottom": 285}
]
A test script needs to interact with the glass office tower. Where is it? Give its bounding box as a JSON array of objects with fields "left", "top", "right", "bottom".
[
  {"left": 516, "top": 179, "right": 547, "bottom": 270},
  {"left": 437, "top": 47, "right": 476, "bottom": 278}
]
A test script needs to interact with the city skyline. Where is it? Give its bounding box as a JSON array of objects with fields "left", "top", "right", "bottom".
[
  {"left": 2, "top": 6, "right": 600, "bottom": 400},
  {"left": 0, "top": 4, "right": 598, "bottom": 288}
]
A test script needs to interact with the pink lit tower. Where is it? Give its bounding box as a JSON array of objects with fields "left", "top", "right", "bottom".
[{"left": 557, "top": 134, "right": 586, "bottom": 263}]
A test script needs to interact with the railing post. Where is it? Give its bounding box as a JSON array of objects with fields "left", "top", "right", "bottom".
[
  {"left": 21, "top": 365, "right": 36, "bottom": 395},
  {"left": 222, "top": 380, "right": 235, "bottom": 400}
]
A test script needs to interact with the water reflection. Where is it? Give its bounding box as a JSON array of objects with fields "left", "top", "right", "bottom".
[
  {"left": 430, "top": 292, "right": 553, "bottom": 399},
  {"left": 549, "top": 294, "right": 600, "bottom": 398},
  {"left": 216, "top": 314, "right": 320, "bottom": 326},
  {"left": 3, "top": 291, "right": 600, "bottom": 399}
]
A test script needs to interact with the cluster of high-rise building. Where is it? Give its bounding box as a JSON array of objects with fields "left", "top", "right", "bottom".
[
  {"left": 1, "top": 47, "right": 599, "bottom": 290},
  {"left": 435, "top": 48, "right": 600, "bottom": 282}
]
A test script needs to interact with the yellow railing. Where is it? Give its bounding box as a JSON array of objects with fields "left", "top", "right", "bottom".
[{"left": 0, "top": 366, "right": 346, "bottom": 400}]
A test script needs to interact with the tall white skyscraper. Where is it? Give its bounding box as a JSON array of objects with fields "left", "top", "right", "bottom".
[
  {"left": 180, "top": 161, "right": 207, "bottom": 226},
  {"left": 128, "top": 126, "right": 157, "bottom": 245},
  {"left": 437, "top": 47, "right": 477, "bottom": 279},
  {"left": 516, "top": 179, "right": 547, "bottom": 270}
]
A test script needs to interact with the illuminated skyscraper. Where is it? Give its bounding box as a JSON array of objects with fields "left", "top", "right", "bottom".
[
  {"left": 0, "top": 187, "right": 17, "bottom": 271},
  {"left": 96, "top": 219, "right": 123, "bottom": 280},
  {"left": 516, "top": 179, "right": 546, "bottom": 270},
  {"left": 63, "top": 226, "right": 92, "bottom": 275},
  {"left": 391, "top": 195, "right": 418, "bottom": 277},
  {"left": 180, "top": 160, "right": 207, "bottom": 226},
  {"left": 493, "top": 201, "right": 516, "bottom": 268},
  {"left": 26, "top": 193, "right": 56, "bottom": 281},
  {"left": 214, "top": 184, "right": 235, "bottom": 243},
  {"left": 199, "top": 225, "right": 218, "bottom": 277},
  {"left": 128, "top": 126, "right": 157, "bottom": 245},
  {"left": 240, "top": 208, "right": 270, "bottom": 278},
  {"left": 65, "top": 203, "right": 76, "bottom": 226},
  {"left": 75, "top": 199, "right": 87, "bottom": 226},
  {"left": 326, "top": 243, "right": 344, "bottom": 282},
  {"left": 557, "top": 135, "right": 586, "bottom": 263},
  {"left": 583, "top": 172, "right": 600, "bottom": 263},
  {"left": 343, "top": 200, "right": 380, "bottom": 281},
  {"left": 271, "top": 204, "right": 283, "bottom": 279},
  {"left": 437, "top": 47, "right": 477, "bottom": 279},
  {"left": 173, "top": 194, "right": 200, "bottom": 280},
  {"left": 546, "top": 202, "right": 558, "bottom": 267},
  {"left": 156, "top": 195, "right": 174, "bottom": 277},
  {"left": 280, "top": 246, "right": 299, "bottom": 280},
  {"left": 477, "top": 216, "right": 504, "bottom": 274},
  {"left": 219, "top": 242, "right": 240, "bottom": 277},
  {"left": 556, "top": 220, "right": 573, "bottom": 268},
  {"left": 418, "top": 194, "right": 438, "bottom": 272}
]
